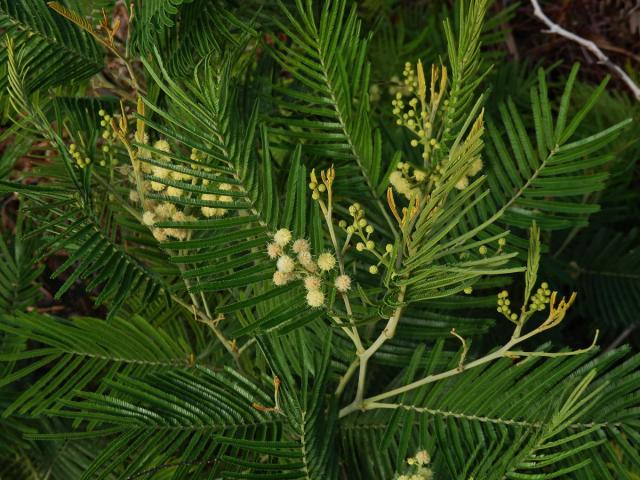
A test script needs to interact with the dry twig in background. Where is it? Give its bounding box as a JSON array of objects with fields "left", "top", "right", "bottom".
[{"left": 531, "top": 0, "right": 640, "bottom": 100}]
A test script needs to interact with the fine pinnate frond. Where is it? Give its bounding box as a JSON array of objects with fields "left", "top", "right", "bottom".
[
  {"left": 0, "top": 0, "right": 103, "bottom": 93},
  {"left": 0, "top": 312, "right": 194, "bottom": 419},
  {"left": 4, "top": 42, "right": 170, "bottom": 317},
  {"left": 134, "top": 48, "right": 323, "bottom": 335},
  {"left": 163, "top": 0, "right": 257, "bottom": 79},
  {"left": 566, "top": 228, "right": 640, "bottom": 329},
  {"left": 267, "top": 0, "right": 396, "bottom": 232},
  {"left": 477, "top": 66, "right": 631, "bottom": 235},
  {"left": 0, "top": 214, "right": 43, "bottom": 314},
  {"left": 32, "top": 367, "right": 278, "bottom": 480},
  {"left": 0, "top": 416, "right": 111, "bottom": 480},
  {"left": 0, "top": 1, "right": 638, "bottom": 478},
  {"left": 0, "top": 184, "right": 171, "bottom": 317},
  {"left": 341, "top": 344, "right": 640, "bottom": 479},
  {"left": 394, "top": 108, "right": 524, "bottom": 306},
  {"left": 130, "top": 0, "right": 189, "bottom": 55},
  {"left": 441, "top": 0, "right": 491, "bottom": 146},
  {"left": 217, "top": 333, "right": 339, "bottom": 479}
]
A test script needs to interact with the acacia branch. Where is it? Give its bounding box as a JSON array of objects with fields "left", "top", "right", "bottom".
[
  {"left": 530, "top": 0, "right": 640, "bottom": 101},
  {"left": 339, "top": 292, "right": 598, "bottom": 418}
]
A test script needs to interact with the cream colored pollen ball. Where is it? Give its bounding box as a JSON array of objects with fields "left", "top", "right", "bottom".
[
  {"left": 306, "top": 289, "right": 324, "bottom": 307},
  {"left": 334, "top": 274, "right": 351, "bottom": 292},
  {"left": 317, "top": 252, "right": 336, "bottom": 271},
  {"left": 273, "top": 228, "right": 292, "bottom": 247}
]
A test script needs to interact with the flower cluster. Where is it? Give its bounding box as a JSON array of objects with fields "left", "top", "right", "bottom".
[
  {"left": 267, "top": 228, "right": 347, "bottom": 308},
  {"left": 529, "top": 282, "right": 551, "bottom": 312},
  {"left": 132, "top": 139, "right": 192, "bottom": 241},
  {"left": 128, "top": 140, "right": 238, "bottom": 242},
  {"left": 390, "top": 62, "right": 419, "bottom": 103},
  {"left": 391, "top": 62, "right": 444, "bottom": 162},
  {"left": 394, "top": 450, "right": 434, "bottom": 480},
  {"left": 200, "top": 181, "right": 233, "bottom": 218},
  {"left": 66, "top": 109, "right": 121, "bottom": 170},
  {"left": 97, "top": 109, "right": 118, "bottom": 167},
  {"left": 389, "top": 61, "right": 484, "bottom": 194},
  {"left": 338, "top": 202, "right": 392, "bottom": 275},
  {"left": 498, "top": 280, "right": 554, "bottom": 323},
  {"left": 389, "top": 162, "right": 423, "bottom": 200},
  {"left": 497, "top": 289, "right": 518, "bottom": 322},
  {"left": 99, "top": 109, "right": 114, "bottom": 142},
  {"left": 67, "top": 143, "right": 92, "bottom": 169},
  {"left": 308, "top": 169, "right": 329, "bottom": 202}
]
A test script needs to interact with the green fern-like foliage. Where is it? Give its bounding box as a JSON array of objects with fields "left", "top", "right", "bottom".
[
  {"left": 0, "top": 0, "right": 638, "bottom": 479},
  {"left": 0, "top": 0, "right": 103, "bottom": 93}
]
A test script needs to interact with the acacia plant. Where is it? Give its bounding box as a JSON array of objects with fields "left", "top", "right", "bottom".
[{"left": 0, "top": 0, "right": 638, "bottom": 479}]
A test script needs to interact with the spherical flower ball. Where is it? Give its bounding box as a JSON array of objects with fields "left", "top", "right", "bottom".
[
  {"left": 266, "top": 242, "right": 282, "bottom": 259},
  {"left": 172, "top": 211, "right": 193, "bottom": 223},
  {"left": 152, "top": 228, "right": 168, "bottom": 242},
  {"left": 334, "top": 274, "right": 351, "bottom": 293},
  {"left": 150, "top": 181, "right": 165, "bottom": 192},
  {"left": 298, "top": 251, "right": 317, "bottom": 273},
  {"left": 155, "top": 202, "right": 177, "bottom": 219},
  {"left": 142, "top": 211, "right": 156, "bottom": 226},
  {"left": 304, "top": 275, "right": 321, "bottom": 291},
  {"left": 273, "top": 271, "right": 291, "bottom": 286},
  {"left": 317, "top": 252, "right": 336, "bottom": 271},
  {"left": 389, "top": 171, "right": 411, "bottom": 196},
  {"left": 153, "top": 139, "right": 171, "bottom": 153},
  {"left": 166, "top": 227, "right": 188, "bottom": 240},
  {"left": 276, "top": 255, "right": 295, "bottom": 274},
  {"left": 467, "top": 158, "right": 483, "bottom": 176},
  {"left": 129, "top": 190, "right": 139, "bottom": 203},
  {"left": 414, "top": 450, "right": 431, "bottom": 466},
  {"left": 306, "top": 289, "right": 325, "bottom": 308},
  {"left": 455, "top": 175, "right": 469, "bottom": 191},
  {"left": 414, "top": 169, "right": 427, "bottom": 182},
  {"left": 201, "top": 193, "right": 221, "bottom": 218},
  {"left": 273, "top": 228, "right": 292, "bottom": 247},
  {"left": 170, "top": 169, "right": 191, "bottom": 182},
  {"left": 166, "top": 186, "right": 183, "bottom": 197},
  {"left": 292, "top": 238, "right": 310, "bottom": 254},
  {"left": 298, "top": 250, "right": 312, "bottom": 264},
  {"left": 151, "top": 165, "right": 169, "bottom": 179}
]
